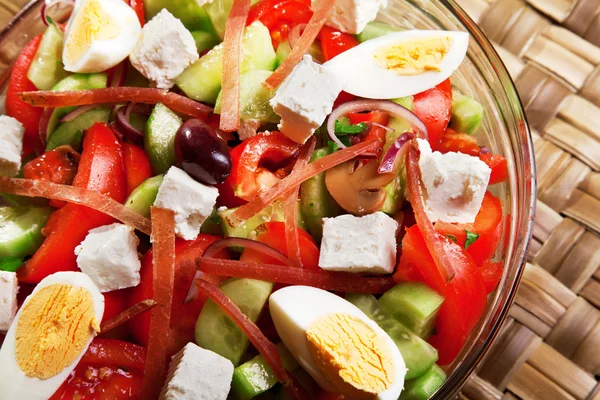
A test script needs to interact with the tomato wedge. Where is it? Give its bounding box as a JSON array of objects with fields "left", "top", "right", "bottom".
[
  {"left": 413, "top": 79, "right": 452, "bottom": 149},
  {"left": 319, "top": 26, "right": 359, "bottom": 61},
  {"left": 23, "top": 146, "right": 80, "bottom": 186},
  {"left": 437, "top": 130, "right": 480, "bottom": 156},
  {"left": 122, "top": 143, "right": 152, "bottom": 196},
  {"left": 480, "top": 260, "right": 503, "bottom": 294},
  {"left": 479, "top": 153, "right": 508, "bottom": 184},
  {"left": 248, "top": 0, "right": 313, "bottom": 48}
]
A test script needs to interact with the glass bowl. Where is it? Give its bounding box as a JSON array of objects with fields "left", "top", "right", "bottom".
[{"left": 0, "top": 0, "right": 536, "bottom": 398}]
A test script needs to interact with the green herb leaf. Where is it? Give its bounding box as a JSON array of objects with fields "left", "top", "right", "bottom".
[
  {"left": 46, "top": 16, "right": 54, "bottom": 25},
  {"left": 335, "top": 119, "right": 367, "bottom": 136},
  {"left": 464, "top": 230, "right": 479, "bottom": 249},
  {"left": 328, "top": 140, "right": 340, "bottom": 153},
  {"left": 445, "top": 234, "right": 457, "bottom": 243}
]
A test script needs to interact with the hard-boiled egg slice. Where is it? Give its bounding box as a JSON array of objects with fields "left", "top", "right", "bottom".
[
  {"left": 63, "top": 0, "right": 141, "bottom": 73},
  {"left": 324, "top": 30, "right": 469, "bottom": 99},
  {"left": 0, "top": 272, "right": 104, "bottom": 400},
  {"left": 270, "top": 286, "right": 406, "bottom": 400}
]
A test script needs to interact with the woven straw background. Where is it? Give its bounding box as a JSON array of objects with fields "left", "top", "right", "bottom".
[{"left": 2, "top": 0, "right": 600, "bottom": 399}]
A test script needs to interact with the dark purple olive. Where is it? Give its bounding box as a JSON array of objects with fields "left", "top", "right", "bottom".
[{"left": 174, "top": 119, "right": 232, "bottom": 185}]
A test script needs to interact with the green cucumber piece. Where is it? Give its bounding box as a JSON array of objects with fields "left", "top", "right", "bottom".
[
  {"left": 144, "top": 0, "right": 216, "bottom": 33},
  {"left": 392, "top": 95, "right": 414, "bottom": 111},
  {"left": 27, "top": 23, "right": 67, "bottom": 90},
  {"left": 379, "top": 282, "right": 445, "bottom": 339},
  {"left": 215, "top": 70, "right": 279, "bottom": 124},
  {"left": 399, "top": 364, "right": 447, "bottom": 400},
  {"left": 0, "top": 257, "right": 24, "bottom": 272},
  {"left": 176, "top": 22, "right": 276, "bottom": 104},
  {"left": 46, "top": 107, "right": 111, "bottom": 150},
  {"left": 356, "top": 21, "right": 401, "bottom": 42},
  {"left": 192, "top": 30, "right": 221, "bottom": 53},
  {"left": 231, "top": 343, "right": 298, "bottom": 400},
  {"left": 204, "top": 0, "right": 259, "bottom": 39},
  {"left": 300, "top": 148, "right": 341, "bottom": 241},
  {"left": 346, "top": 293, "right": 438, "bottom": 379},
  {"left": 125, "top": 175, "right": 164, "bottom": 218},
  {"left": 275, "top": 41, "right": 323, "bottom": 67},
  {"left": 144, "top": 103, "right": 182, "bottom": 174},
  {"left": 0, "top": 206, "right": 52, "bottom": 258},
  {"left": 450, "top": 90, "right": 484, "bottom": 135},
  {"left": 195, "top": 278, "right": 273, "bottom": 365}
]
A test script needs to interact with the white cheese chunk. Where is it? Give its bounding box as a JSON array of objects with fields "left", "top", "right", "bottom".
[
  {"left": 0, "top": 271, "right": 18, "bottom": 332},
  {"left": 130, "top": 9, "right": 199, "bottom": 89},
  {"left": 154, "top": 167, "right": 218, "bottom": 240},
  {"left": 0, "top": 116, "right": 25, "bottom": 177},
  {"left": 270, "top": 55, "right": 343, "bottom": 144},
  {"left": 312, "top": 0, "right": 388, "bottom": 34},
  {"left": 417, "top": 138, "right": 491, "bottom": 224},
  {"left": 319, "top": 212, "right": 398, "bottom": 274},
  {"left": 75, "top": 223, "right": 141, "bottom": 293},
  {"left": 160, "top": 343, "right": 234, "bottom": 400}
]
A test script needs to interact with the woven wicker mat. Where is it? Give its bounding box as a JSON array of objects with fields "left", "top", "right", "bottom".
[{"left": 2, "top": 0, "right": 600, "bottom": 399}]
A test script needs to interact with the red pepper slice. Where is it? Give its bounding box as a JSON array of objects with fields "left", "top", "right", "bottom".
[{"left": 122, "top": 143, "right": 152, "bottom": 196}]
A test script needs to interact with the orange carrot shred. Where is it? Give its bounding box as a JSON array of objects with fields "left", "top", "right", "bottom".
[
  {"left": 142, "top": 207, "right": 176, "bottom": 399},
  {"left": 100, "top": 299, "right": 157, "bottom": 334},
  {"left": 263, "top": 0, "right": 336, "bottom": 90},
  {"left": 220, "top": 0, "right": 252, "bottom": 132}
]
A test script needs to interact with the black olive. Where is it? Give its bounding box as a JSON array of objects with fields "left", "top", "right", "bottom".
[{"left": 174, "top": 119, "right": 232, "bottom": 185}]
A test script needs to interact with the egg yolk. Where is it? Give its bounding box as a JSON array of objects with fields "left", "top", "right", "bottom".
[
  {"left": 306, "top": 313, "right": 394, "bottom": 399},
  {"left": 15, "top": 284, "right": 99, "bottom": 379},
  {"left": 64, "top": 0, "right": 120, "bottom": 64},
  {"left": 374, "top": 36, "right": 453, "bottom": 76}
]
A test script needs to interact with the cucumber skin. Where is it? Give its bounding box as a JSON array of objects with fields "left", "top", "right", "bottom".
[
  {"left": 356, "top": 21, "right": 401, "bottom": 43},
  {"left": 27, "top": 23, "right": 67, "bottom": 90},
  {"left": 46, "top": 107, "right": 111, "bottom": 150},
  {"left": 144, "top": 103, "right": 182, "bottom": 174},
  {"left": 399, "top": 364, "right": 447, "bottom": 400},
  {"left": 345, "top": 293, "right": 438, "bottom": 380},
  {"left": 144, "top": 0, "right": 216, "bottom": 33},
  {"left": 0, "top": 207, "right": 52, "bottom": 258},
  {"left": 125, "top": 175, "right": 164, "bottom": 218},
  {"left": 450, "top": 91, "right": 484, "bottom": 135}
]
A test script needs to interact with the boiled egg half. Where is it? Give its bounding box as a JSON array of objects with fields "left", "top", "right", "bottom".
[
  {"left": 324, "top": 30, "right": 469, "bottom": 99},
  {"left": 62, "top": 0, "right": 141, "bottom": 73},
  {"left": 0, "top": 272, "right": 104, "bottom": 400},
  {"left": 270, "top": 286, "right": 406, "bottom": 399}
]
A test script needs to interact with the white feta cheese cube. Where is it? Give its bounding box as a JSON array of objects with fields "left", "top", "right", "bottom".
[
  {"left": 160, "top": 343, "right": 234, "bottom": 400},
  {"left": 0, "top": 116, "right": 25, "bottom": 177},
  {"left": 312, "top": 0, "right": 388, "bottom": 34},
  {"left": 130, "top": 9, "right": 199, "bottom": 89},
  {"left": 154, "top": 167, "right": 218, "bottom": 240},
  {"left": 416, "top": 138, "right": 491, "bottom": 224},
  {"left": 319, "top": 212, "right": 398, "bottom": 274},
  {"left": 0, "top": 271, "right": 18, "bottom": 331},
  {"left": 270, "top": 55, "right": 343, "bottom": 144},
  {"left": 75, "top": 223, "right": 141, "bottom": 292}
]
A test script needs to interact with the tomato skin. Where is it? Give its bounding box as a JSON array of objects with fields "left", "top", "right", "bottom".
[
  {"left": 319, "top": 26, "right": 359, "bottom": 61},
  {"left": 18, "top": 123, "right": 126, "bottom": 284},
  {"left": 100, "top": 290, "right": 130, "bottom": 339},
  {"left": 128, "top": 0, "right": 145, "bottom": 26},
  {"left": 480, "top": 260, "right": 503, "bottom": 294},
  {"left": 225, "top": 131, "right": 302, "bottom": 201},
  {"left": 413, "top": 79, "right": 453, "bottom": 149},
  {"left": 479, "top": 153, "right": 508, "bottom": 184},
  {"left": 346, "top": 111, "right": 390, "bottom": 151},
  {"left": 5, "top": 34, "right": 44, "bottom": 156},
  {"left": 248, "top": 0, "right": 312, "bottom": 47},
  {"left": 437, "top": 130, "right": 480, "bottom": 156},
  {"left": 122, "top": 143, "right": 152, "bottom": 196},
  {"left": 216, "top": 181, "right": 248, "bottom": 208},
  {"left": 240, "top": 221, "right": 320, "bottom": 270}
]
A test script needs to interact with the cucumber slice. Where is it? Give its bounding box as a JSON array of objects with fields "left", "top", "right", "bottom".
[
  {"left": 215, "top": 70, "right": 279, "bottom": 124},
  {"left": 450, "top": 90, "right": 484, "bottom": 135},
  {"left": 125, "top": 175, "right": 164, "bottom": 218},
  {"left": 191, "top": 30, "right": 221, "bottom": 53},
  {"left": 275, "top": 41, "right": 323, "bottom": 66},
  {"left": 144, "top": 0, "right": 216, "bottom": 33},
  {"left": 0, "top": 206, "right": 52, "bottom": 258},
  {"left": 195, "top": 278, "right": 273, "bottom": 365},
  {"left": 27, "top": 22, "right": 67, "bottom": 90},
  {"left": 346, "top": 293, "right": 438, "bottom": 379},
  {"left": 399, "top": 364, "right": 446, "bottom": 400},
  {"left": 204, "top": 0, "right": 259, "bottom": 39},
  {"left": 176, "top": 22, "right": 276, "bottom": 104},
  {"left": 379, "top": 282, "right": 445, "bottom": 339},
  {"left": 356, "top": 21, "right": 401, "bottom": 43},
  {"left": 46, "top": 107, "right": 111, "bottom": 150},
  {"left": 0, "top": 257, "right": 24, "bottom": 272},
  {"left": 144, "top": 103, "right": 182, "bottom": 174},
  {"left": 300, "top": 148, "right": 341, "bottom": 241}
]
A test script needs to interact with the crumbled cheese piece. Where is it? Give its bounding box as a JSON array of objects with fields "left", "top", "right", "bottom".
[
  {"left": 417, "top": 138, "right": 491, "bottom": 223},
  {"left": 319, "top": 212, "right": 398, "bottom": 274},
  {"left": 75, "top": 223, "right": 141, "bottom": 292},
  {"left": 270, "top": 56, "right": 343, "bottom": 144},
  {"left": 0, "top": 271, "right": 18, "bottom": 331},
  {"left": 160, "top": 343, "right": 234, "bottom": 400},
  {"left": 130, "top": 9, "right": 199, "bottom": 89},
  {"left": 312, "top": 0, "right": 388, "bottom": 34},
  {"left": 153, "top": 167, "right": 218, "bottom": 240},
  {"left": 0, "top": 116, "right": 25, "bottom": 177}
]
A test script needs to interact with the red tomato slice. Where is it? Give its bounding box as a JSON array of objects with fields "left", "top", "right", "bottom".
[
  {"left": 122, "top": 143, "right": 152, "bottom": 196},
  {"left": 413, "top": 79, "right": 452, "bottom": 149},
  {"left": 128, "top": 0, "right": 145, "bottom": 26},
  {"left": 101, "top": 290, "right": 130, "bottom": 340},
  {"left": 346, "top": 111, "right": 390, "bottom": 152},
  {"left": 480, "top": 260, "right": 503, "bottom": 294},
  {"left": 5, "top": 34, "right": 44, "bottom": 156},
  {"left": 23, "top": 146, "right": 80, "bottom": 185},
  {"left": 437, "top": 130, "right": 480, "bottom": 156},
  {"left": 479, "top": 153, "right": 508, "bottom": 184},
  {"left": 247, "top": 0, "right": 312, "bottom": 47},
  {"left": 319, "top": 26, "right": 359, "bottom": 61}
]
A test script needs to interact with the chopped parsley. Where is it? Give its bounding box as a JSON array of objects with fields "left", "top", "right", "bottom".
[
  {"left": 328, "top": 140, "right": 340, "bottom": 153},
  {"left": 464, "top": 230, "right": 480, "bottom": 249},
  {"left": 334, "top": 119, "right": 367, "bottom": 136},
  {"left": 445, "top": 234, "right": 457, "bottom": 243}
]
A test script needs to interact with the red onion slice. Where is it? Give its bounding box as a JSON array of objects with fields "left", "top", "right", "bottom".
[
  {"left": 60, "top": 105, "right": 98, "bottom": 122},
  {"left": 115, "top": 102, "right": 145, "bottom": 146},
  {"left": 41, "top": 0, "right": 74, "bottom": 26},
  {"left": 378, "top": 132, "right": 414, "bottom": 174},
  {"left": 327, "top": 100, "right": 428, "bottom": 149},
  {"left": 288, "top": 24, "right": 307, "bottom": 50},
  {"left": 109, "top": 62, "right": 128, "bottom": 88},
  {"left": 38, "top": 108, "right": 53, "bottom": 151}
]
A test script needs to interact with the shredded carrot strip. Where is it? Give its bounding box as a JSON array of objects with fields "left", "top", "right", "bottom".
[
  {"left": 100, "top": 299, "right": 157, "bottom": 334},
  {"left": 227, "top": 140, "right": 379, "bottom": 227},
  {"left": 263, "top": 0, "right": 336, "bottom": 90},
  {"left": 18, "top": 87, "right": 213, "bottom": 119},
  {"left": 0, "top": 177, "right": 152, "bottom": 235},
  {"left": 284, "top": 137, "right": 316, "bottom": 268},
  {"left": 220, "top": 0, "right": 251, "bottom": 132},
  {"left": 142, "top": 208, "right": 176, "bottom": 399},
  {"left": 195, "top": 279, "right": 311, "bottom": 400}
]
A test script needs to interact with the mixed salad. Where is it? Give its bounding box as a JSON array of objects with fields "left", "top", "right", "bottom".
[{"left": 0, "top": 0, "right": 509, "bottom": 398}]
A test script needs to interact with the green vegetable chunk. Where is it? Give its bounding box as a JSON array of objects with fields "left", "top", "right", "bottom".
[
  {"left": 0, "top": 206, "right": 52, "bottom": 258},
  {"left": 0, "top": 257, "right": 24, "bottom": 272},
  {"left": 399, "top": 364, "right": 447, "bottom": 400},
  {"left": 145, "top": 103, "right": 182, "bottom": 174},
  {"left": 356, "top": 21, "right": 401, "bottom": 42},
  {"left": 334, "top": 119, "right": 367, "bottom": 135},
  {"left": 144, "top": 0, "right": 216, "bottom": 33},
  {"left": 378, "top": 282, "right": 445, "bottom": 339},
  {"left": 27, "top": 22, "right": 67, "bottom": 90},
  {"left": 449, "top": 90, "right": 484, "bottom": 135},
  {"left": 124, "top": 175, "right": 164, "bottom": 218},
  {"left": 464, "top": 229, "right": 480, "bottom": 249},
  {"left": 345, "top": 293, "right": 438, "bottom": 379}
]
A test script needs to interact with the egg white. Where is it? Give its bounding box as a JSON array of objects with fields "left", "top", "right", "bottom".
[
  {"left": 323, "top": 30, "right": 469, "bottom": 99},
  {"left": 0, "top": 272, "right": 105, "bottom": 400},
  {"left": 269, "top": 286, "right": 406, "bottom": 400},
  {"left": 63, "top": 0, "right": 141, "bottom": 73}
]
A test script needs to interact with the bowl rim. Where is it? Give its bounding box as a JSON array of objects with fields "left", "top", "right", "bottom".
[{"left": 0, "top": 0, "right": 537, "bottom": 397}]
